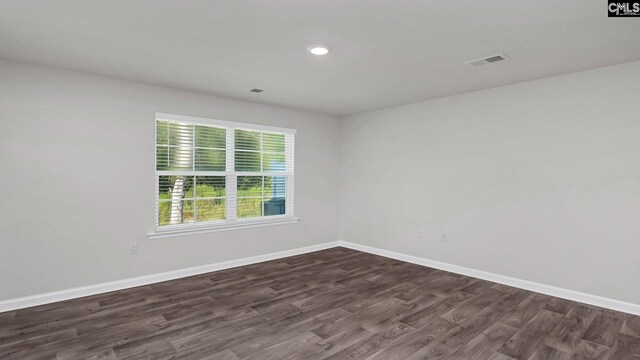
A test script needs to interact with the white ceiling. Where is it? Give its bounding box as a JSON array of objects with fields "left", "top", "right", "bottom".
[{"left": 1, "top": 1, "right": 639, "bottom": 116}]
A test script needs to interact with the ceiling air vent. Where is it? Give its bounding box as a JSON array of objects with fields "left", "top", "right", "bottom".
[{"left": 464, "top": 53, "right": 508, "bottom": 68}]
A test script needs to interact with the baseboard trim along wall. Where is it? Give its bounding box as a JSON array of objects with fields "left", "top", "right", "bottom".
[
  {"left": 338, "top": 240, "right": 640, "bottom": 316},
  {"left": 0, "top": 241, "right": 340, "bottom": 313},
  {"left": 3, "top": 239, "right": 639, "bottom": 316}
]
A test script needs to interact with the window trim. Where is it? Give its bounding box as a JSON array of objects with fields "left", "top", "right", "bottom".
[
  {"left": 156, "top": 112, "right": 297, "bottom": 135},
  {"left": 147, "top": 216, "right": 301, "bottom": 239},
  {"left": 150, "top": 112, "right": 297, "bottom": 238}
]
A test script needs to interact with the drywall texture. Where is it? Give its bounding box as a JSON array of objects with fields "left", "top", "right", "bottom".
[
  {"left": 0, "top": 59, "right": 340, "bottom": 300},
  {"left": 340, "top": 61, "right": 640, "bottom": 304}
]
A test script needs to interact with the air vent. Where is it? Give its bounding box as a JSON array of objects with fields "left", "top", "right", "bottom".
[
  {"left": 250, "top": 88, "right": 264, "bottom": 93},
  {"left": 464, "top": 53, "right": 508, "bottom": 68}
]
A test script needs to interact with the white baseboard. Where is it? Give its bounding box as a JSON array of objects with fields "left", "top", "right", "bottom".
[
  {"left": 0, "top": 241, "right": 340, "bottom": 313},
  {"left": 338, "top": 240, "right": 640, "bottom": 316},
  {"left": 4, "top": 240, "right": 639, "bottom": 316}
]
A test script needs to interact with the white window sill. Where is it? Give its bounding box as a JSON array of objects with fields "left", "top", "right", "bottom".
[{"left": 147, "top": 217, "right": 300, "bottom": 240}]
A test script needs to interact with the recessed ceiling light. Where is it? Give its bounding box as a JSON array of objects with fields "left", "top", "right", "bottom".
[{"left": 307, "top": 44, "right": 330, "bottom": 56}]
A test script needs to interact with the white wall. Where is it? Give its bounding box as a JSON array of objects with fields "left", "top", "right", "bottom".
[
  {"left": 2, "top": 57, "right": 639, "bottom": 307},
  {"left": 340, "top": 61, "right": 640, "bottom": 304},
  {"left": 0, "top": 59, "right": 340, "bottom": 301}
]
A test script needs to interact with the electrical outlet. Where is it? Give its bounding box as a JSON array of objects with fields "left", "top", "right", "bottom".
[
  {"left": 129, "top": 242, "right": 139, "bottom": 255},
  {"left": 440, "top": 233, "right": 448, "bottom": 243},
  {"left": 418, "top": 229, "right": 425, "bottom": 239}
]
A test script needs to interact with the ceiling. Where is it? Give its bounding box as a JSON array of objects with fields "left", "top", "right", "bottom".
[{"left": 1, "top": 1, "right": 639, "bottom": 116}]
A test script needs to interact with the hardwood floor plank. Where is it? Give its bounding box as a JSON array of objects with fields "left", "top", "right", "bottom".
[
  {"left": 571, "top": 339, "right": 611, "bottom": 360},
  {"left": 527, "top": 346, "right": 571, "bottom": 360},
  {"left": 368, "top": 318, "right": 458, "bottom": 360},
  {"left": 545, "top": 297, "right": 577, "bottom": 316},
  {"left": 582, "top": 311, "right": 625, "bottom": 347},
  {"left": 243, "top": 331, "right": 323, "bottom": 360},
  {"left": 499, "top": 293, "right": 551, "bottom": 329},
  {"left": 399, "top": 291, "right": 474, "bottom": 329},
  {"left": 461, "top": 279, "right": 497, "bottom": 295},
  {"left": 488, "top": 353, "right": 518, "bottom": 360},
  {"left": 447, "top": 322, "right": 519, "bottom": 360},
  {"left": 316, "top": 326, "right": 373, "bottom": 358},
  {"left": 604, "top": 332, "right": 640, "bottom": 359},
  {"left": 404, "top": 289, "right": 529, "bottom": 360},
  {"left": 498, "top": 309, "right": 565, "bottom": 359},
  {"left": 321, "top": 322, "right": 414, "bottom": 360},
  {"left": 621, "top": 314, "right": 640, "bottom": 339},
  {"left": 545, "top": 304, "right": 597, "bottom": 353},
  {"left": 199, "top": 349, "right": 240, "bottom": 360},
  {"left": 440, "top": 287, "right": 504, "bottom": 324},
  {"left": 229, "top": 308, "right": 349, "bottom": 358}
]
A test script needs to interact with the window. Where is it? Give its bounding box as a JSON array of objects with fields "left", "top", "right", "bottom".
[{"left": 154, "top": 113, "right": 295, "bottom": 234}]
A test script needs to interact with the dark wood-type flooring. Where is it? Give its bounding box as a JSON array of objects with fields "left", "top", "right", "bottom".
[{"left": 2, "top": 247, "right": 640, "bottom": 359}]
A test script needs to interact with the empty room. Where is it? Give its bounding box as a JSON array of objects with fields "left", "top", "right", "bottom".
[{"left": 1, "top": 1, "right": 640, "bottom": 359}]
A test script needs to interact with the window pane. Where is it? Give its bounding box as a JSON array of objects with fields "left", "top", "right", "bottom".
[
  {"left": 181, "top": 200, "right": 195, "bottom": 224},
  {"left": 156, "top": 145, "right": 168, "bottom": 170},
  {"left": 158, "top": 200, "right": 194, "bottom": 225},
  {"left": 195, "top": 125, "right": 225, "bottom": 149},
  {"left": 158, "top": 176, "right": 195, "bottom": 226},
  {"left": 156, "top": 146, "right": 193, "bottom": 171},
  {"left": 263, "top": 133, "right": 285, "bottom": 153},
  {"left": 156, "top": 120, "right": 168, "bottom": 145},
  {"left": 195, "top": 199, "right": 226, "bottom": 222},
  {"left": 167, "top": 122, "right": 193, "bottom": 146},
  {"left": 235, "top": 151, "right": 260, "bottom": 171},
  {"left": 159, "top": 176, "right": 194, "bottom": 199},
  {"left": 158, "top": 201, "right": 171, "bottom": 226},
  {"left": 235, "top": 129, "right": 261, "bottom": 151},
  {"left": 264, "top": 176, "right": 286, "bottom": 216},
  {"left": 195, "top": 148, "right": 225, "bottom": 171},
  {"left": 262, "top": 153, "right": 285, "bottom": 171},
  {"left": 263, "top": 176, "right": 286, "bottom": 200},
  {"left": 238, "top": 176, "right": 262, "bottom": 197},
  {"left": 238, "top": 198, "right": 262, "bottom": 218},
  {"left": 238, "top": 175, "right": 263, "bottom": 218},
  {"left": 195, "top": 176, "right": 226, "bottom": 198}
]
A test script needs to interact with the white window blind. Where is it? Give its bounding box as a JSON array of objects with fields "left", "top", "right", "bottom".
[{"left": 154, "top": 113, "right": 295, "bottom": 232}]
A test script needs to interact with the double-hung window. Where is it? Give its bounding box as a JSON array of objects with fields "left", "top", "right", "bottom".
[{"left": 154, "top": 113, "right": 295, "bottom": 234}]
